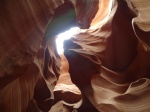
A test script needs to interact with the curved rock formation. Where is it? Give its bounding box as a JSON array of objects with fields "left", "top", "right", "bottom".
[
  {"left": 64, "top": 0, "right": 150, "bottom": 112},
  {"left": 0, "top": 0, "right": 77, "bottom": 111},
  {"left": 0, "top": 0, "right": 150, "bottom": 112}
]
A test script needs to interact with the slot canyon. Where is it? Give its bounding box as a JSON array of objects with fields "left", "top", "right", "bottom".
[{"left": 0, "top": 0, "right": 150, "bottom": 112}]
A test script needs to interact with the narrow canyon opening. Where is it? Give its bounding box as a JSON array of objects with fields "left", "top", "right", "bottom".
[
  {"left": 54, "top": 27, "right": 82, "bottom": 109},
  {"left": 55, "top": 27, "right": 80, "bottom": 55},
  {"left": 1, "top": 0, "right": 150, "bottom": 112}
]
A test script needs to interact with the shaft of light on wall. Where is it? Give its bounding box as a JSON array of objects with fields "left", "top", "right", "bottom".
[{"left": 56, "top": 27, "right": 79, "bottom": 54}]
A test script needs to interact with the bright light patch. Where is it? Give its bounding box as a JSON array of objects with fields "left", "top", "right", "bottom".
[{"left": 56, "top": 27, "right": 79, "bottom": 54}]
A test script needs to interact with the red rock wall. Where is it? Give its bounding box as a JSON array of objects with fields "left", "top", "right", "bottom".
[
  {"left": 64, "top": 0, "right": 150, "bottom": 111},
  {"left": 0, "top": 0, "right": 63, "bottom": 111},
  {"left": 0, "top": 0, "right": 150, "bottom": 112},
  {"left": 0, "top": 0, "right": 98, "bottom": 111}
]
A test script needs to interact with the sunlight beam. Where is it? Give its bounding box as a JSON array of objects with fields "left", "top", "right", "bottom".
[{"left": 56, "top": 27, "right": 79, "bottom": 54}]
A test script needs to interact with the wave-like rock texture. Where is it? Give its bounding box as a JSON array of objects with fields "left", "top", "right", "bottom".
[
  {"left": 0, "top": 0, "right": 80, "bottom": 112},
  {"left": 64, "top": 0, "right": 150, "bottom": 112},
  {"left": 0, "top": 0, "right": 99, "bottom": 111},
  {"left": 0, "top": 0, "right": 65, "bottom": 111},
  {"left": 0, "top": 0, "right": 150, "bottom": 112}
]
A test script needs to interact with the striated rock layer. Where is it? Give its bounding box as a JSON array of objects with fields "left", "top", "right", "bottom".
[
  {"left": 0, "top": 0, "right": 98, "bottom": 111},
  {"left": 0, "top": 0, "right": 150, "bottom": 112},
  {"left": 64, "top": 0, "right": 150, "bottom": 112},
  {"left": 0, "top": 0, "right": 63, "bottom": 111}
]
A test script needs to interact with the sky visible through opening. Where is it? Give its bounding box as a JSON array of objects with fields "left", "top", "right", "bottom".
[{"left": 56, "top": 27, "right": 79, "bottom": 54}]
